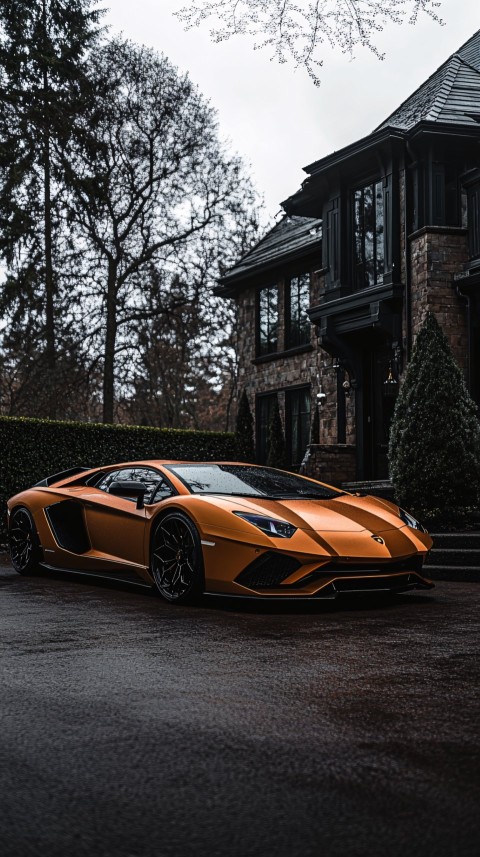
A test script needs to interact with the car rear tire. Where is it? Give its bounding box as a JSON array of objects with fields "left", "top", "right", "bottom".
[
  {"left": 9, "top": 508, "right": 40, "bottom": 575},
  {"left": 150, "top": 511, "right": 204, "bottom": 604}
]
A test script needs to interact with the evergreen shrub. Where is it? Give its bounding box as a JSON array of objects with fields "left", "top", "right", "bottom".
[
  {"left": 0, "top": 416, "right": 237, "bottom": 542},
  {"left": 266, "top": 396, "right": 287, "bottom": 469},
  {"left": 388, "top": 313, "right": 480, "bottom": 527},
  {"left": 235, "top": 389, "right": 255, "bottom": 462}
]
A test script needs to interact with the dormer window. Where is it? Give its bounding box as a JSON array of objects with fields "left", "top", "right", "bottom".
[
  {"left": 354, "top": 181, "right": 384, "bottom": 290},
  {"left": 257, "top": 284, "right": 279, "bottom": 356}
]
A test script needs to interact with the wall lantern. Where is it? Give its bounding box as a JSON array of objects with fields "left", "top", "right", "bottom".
[
  {"left": 333, "top": 356, "right": 356, "bottom": 398},
  {"left": 383, "top": 363, "right": 398, "bottom": 398}
]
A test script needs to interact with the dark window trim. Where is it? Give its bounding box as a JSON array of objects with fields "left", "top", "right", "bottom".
[
  {"left": 252, "top": 344, "right": 313, "bottom": 366},
  {"left": 466, "top": 180, "right": 480, "bottom": 262},
  {"left": 324, "top": 197, "right": 340, "bottom": 289},
  {"left": 407, "top": 225, "right": 467, "bottom": 240}
]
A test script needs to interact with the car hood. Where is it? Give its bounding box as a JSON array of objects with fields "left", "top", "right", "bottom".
[{"left": 200, "top": 493, "right": 404, "bottom": 533}]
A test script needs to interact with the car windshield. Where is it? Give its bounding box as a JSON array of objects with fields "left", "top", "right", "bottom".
[{"left": 165, "top": 464, "right": 343, "bottom": 500}]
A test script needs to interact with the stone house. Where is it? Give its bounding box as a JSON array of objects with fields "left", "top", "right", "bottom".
[{"left": 217, "top": 29, "right": 480, "bottom": 488}]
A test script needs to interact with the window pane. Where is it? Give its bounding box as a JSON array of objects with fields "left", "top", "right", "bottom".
[
  {"left": 363, "top": 184, "right": 375, "bottom": 286},
  {"left": 375, "top": 181, "right": 384, "bottom": 282},
  {"left": 287, "top": 387, "right": 311, "bottom": 467},
  {"left": 287, "top": 274, "right": 310, "bottom": 348},
  {"left": 258, "top": 285, "right": 278, "bottom": 355},
  {"left": 354, "top": 190, "right": 362, "bottom": 263},
  {"left": 256, "top": 394, "right": 276, "bottom": 464},
  {"left": 353, "top": 181, "right": 385, "bottom": 289}
]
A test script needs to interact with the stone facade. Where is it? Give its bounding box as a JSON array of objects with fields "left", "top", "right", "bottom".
[
  {"left": 221, "top": 31, "right": 480, "bottom": 486},
  {"left": 409, "top": 227, "right": 469, "bottom": 366},
  {"left": 301, "top": 444, "right": 356, "bottom": 484},
  {"left": 237, "top": 267, "right": 323, "bottom": 425}
]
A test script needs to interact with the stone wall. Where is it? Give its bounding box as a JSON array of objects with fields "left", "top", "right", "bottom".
[
  {"left": 236, "top": 268, "right": 328, "bottom": 426},
  {"left": 302, "top": 443, "right": 356, "bottom": 485},
  {"left": 409, "top": 226, "right": 469, "bottom": 367},
  {"left": 234, "top": 210, "right": 471, "bottom": 476}
]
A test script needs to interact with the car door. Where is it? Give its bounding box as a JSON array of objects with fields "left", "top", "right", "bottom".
[{"left": 81, "top": 466, "right": 162, "bottom": 571}]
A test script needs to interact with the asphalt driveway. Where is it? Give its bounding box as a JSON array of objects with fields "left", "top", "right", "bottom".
[{"left": 1, "top": 555, "right": 479, "bottom": 857}]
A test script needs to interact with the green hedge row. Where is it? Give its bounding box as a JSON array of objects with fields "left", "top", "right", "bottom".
[{"left": 0, "top": 416, "right": 238, "bottom": 544}]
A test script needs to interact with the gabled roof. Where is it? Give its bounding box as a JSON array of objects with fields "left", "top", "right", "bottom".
[
  {"left": 375, "top": 29, "right": 480, "bottom": 131},
  {"left": 218, "top": 215, "right": 322, "bottom": 292}
]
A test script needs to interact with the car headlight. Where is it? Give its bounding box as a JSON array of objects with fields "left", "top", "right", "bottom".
[
  {"left": 399, "top": 508, "right": 426, "bottom": 532},
  {"left": 233, "top": 512, "right": 297, "bottom": 538}
]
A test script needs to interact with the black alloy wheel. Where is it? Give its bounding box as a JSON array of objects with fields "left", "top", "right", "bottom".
[
  {"left": 9, "top": 508, "right": 40, "bottom": 575},
  {"left": 150, "top": 512, "right": 204, "bottom": 603}
]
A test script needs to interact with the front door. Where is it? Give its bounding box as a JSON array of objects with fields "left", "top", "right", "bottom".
[{"left": 362, "top": 348, "right": 397, "bottom": 480}]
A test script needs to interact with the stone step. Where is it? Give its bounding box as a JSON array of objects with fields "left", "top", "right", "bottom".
[
  {"left": 425, "top": 547, "right": 480, "bottom": 567},
  {"left": 423, "top": 565, "right": 480, "bottom": 583},
  {"left": 430, "top": 532, "right": 480, "bottom": 549}
]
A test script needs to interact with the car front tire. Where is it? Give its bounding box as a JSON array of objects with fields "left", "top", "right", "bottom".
[
  {"left": 150, "top": 511, "right": 204, "bottom": 604},
  {"left": 9, "top": 507, "right": 41, "bottom": 575}
]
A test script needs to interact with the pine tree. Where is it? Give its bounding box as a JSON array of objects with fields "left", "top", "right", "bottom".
[
  {"left": 0, "top": 0, "right": 102, "bottom": 416},
  {"left": 311, "top": 402, "right": 320, "bottom": 444},
  {"left": 266, "top": 395, "right": 287, "bottom": 469},
  {"left": 235, "top": 389, "right": 255, "bottom": 461},
  {"left": 389, "top": 313, "right": 480, "bottom": 526}
]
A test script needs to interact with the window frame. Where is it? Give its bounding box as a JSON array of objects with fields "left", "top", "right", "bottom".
[
  {"left": 285, "top": 385, "right": 311, "bottom": 469},
  {"left": 285, "top": 273, "right": 311, "bottom": 350},
  {"left": 353, "top": 179, "right": 385, "bottom": 291},
  {"left": 467, "top": 181, "right": 480, "bottom": 262},
  {"left": 255, "top": 392, "right": 278, "bottom": 465},
  {"left": 256, "top": 283, "right": 279, "bottom": 357}
]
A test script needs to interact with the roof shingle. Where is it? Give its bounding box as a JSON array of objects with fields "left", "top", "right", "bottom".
[
  {"left": 219, "top": 215, "right": 322, "bottom": 287},
  {"left": 376, "top": 29, "right": 480, "bottom": 131}
]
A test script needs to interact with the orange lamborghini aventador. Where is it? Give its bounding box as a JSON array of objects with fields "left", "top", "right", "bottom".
[{"left": 7, "top": 461, "right": 434, "bottom": 602}]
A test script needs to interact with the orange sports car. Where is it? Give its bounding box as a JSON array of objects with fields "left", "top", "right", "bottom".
[{"left": 7, "top": 461, "right": 434, "bottom": 602}]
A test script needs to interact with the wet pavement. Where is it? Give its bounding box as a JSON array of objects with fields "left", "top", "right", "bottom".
[{"left": 1, "top": 555, "right": 479, "bottom": 857}]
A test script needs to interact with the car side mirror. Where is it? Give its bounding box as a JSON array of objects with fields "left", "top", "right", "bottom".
[{"left": 108, "top": 481, "right": 148, "bottom": 509}]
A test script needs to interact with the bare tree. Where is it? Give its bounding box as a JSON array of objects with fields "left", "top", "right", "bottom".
[
  {"left": 67, "top": 38, "right": 260, "bottom": 423},
  {"left": 175, "top": 0, "right": 443, "bottom": 84}
]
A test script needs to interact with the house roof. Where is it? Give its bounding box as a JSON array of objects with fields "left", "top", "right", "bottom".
[
  {"left": 217, "top": 215, "right": 322, "bottom": 292},
  {"left": 283, "top": 29, "right": 480, "bottom": 216},
  {"left": 375, "top": 29, "right": 480, "bottom": 131}
]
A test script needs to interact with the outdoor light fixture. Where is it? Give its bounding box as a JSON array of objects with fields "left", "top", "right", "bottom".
[
  {"left": 332, "top": 356, "right": 356, "bottom": 397},
  {"left": 383, "top": 363, "right": 398, "bottom": 398}
]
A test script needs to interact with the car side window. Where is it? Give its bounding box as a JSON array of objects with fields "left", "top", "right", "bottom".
[
  {"left": 149, "top": 478, "right": 174, "bottom": 504},
  {"left": 96, "top": 467, "right": 167, "bottom": 504}
]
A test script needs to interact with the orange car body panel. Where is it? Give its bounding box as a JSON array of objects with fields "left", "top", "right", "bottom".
[{"left": 7, "top": 460, "right": 434, "bottom": 597}]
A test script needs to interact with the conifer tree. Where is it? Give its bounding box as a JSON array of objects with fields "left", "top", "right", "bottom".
[
  {"left": 235, "top": 389, "right": 255, "bottom": 461},
  {"left": 311, "top": 402, "right": 320, "bottom": 444},
  {"left": 389, "top": 313, "right": 480, "bottom": 526},
  {"left": 0, "top": 0, "right": 102, "bottom": 416},
  {"left": 266, "top": 394, "right": 287, "bottom": 469}
]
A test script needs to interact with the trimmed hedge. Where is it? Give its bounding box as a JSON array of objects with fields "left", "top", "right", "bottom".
[{"left": 0, "top": 416, "right": 238, "bottom": 543}]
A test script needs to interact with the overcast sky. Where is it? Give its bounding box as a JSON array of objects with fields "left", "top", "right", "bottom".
[{"left": 105, "top": 1, "right": 480, "bottom": 221}]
